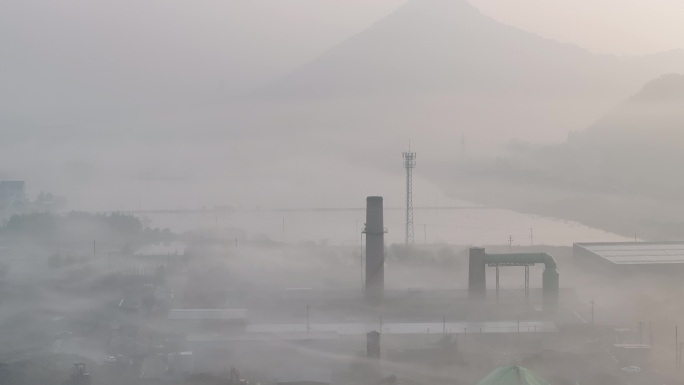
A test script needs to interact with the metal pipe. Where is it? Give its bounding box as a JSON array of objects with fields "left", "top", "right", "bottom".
[{"left": 484, "top": 253, "right": 557, "bottom": 269}]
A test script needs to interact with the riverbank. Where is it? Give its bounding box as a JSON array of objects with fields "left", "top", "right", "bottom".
[{"left": 437, "top": 172, "right": 684, "bottom": 242}]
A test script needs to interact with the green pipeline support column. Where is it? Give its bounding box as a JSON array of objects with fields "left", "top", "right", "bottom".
[
  {"left": 542, "top": 266, "right": 559, "bottom": 312},
  {"left": 468, "top": 247, "right": 487, "bottom": 299}
]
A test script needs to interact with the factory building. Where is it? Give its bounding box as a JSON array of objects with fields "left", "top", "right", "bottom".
[{"left": 573, "top": 241, "right": 684, "bottom": 274}]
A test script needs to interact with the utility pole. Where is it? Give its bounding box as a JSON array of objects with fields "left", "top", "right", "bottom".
[
  {"left": 590, "top": 300, "right": 595, "bottom": 325},
  {"left": 306, "top": 304, "right": 310, "bottom": 333},
  {"left": 524, "top": 265, "right": 529, "bottom": 302},
  {"left": 496, "top": 265, "right": 500, "bottom": 302},
  {"left": 508, "top": 235, "right": 513, "bottom": 254},
  {"left": 403, "top": 147, "right": 416, "bottom": 248},
  {"left": 650, "top": 321, "right": 653, "bottom": 346},
  {"left": 93, "top": 241, "right": 96, "bottom": 258},
  {"left": 360, "top": 232, "right": 364, "bottom": 293}
]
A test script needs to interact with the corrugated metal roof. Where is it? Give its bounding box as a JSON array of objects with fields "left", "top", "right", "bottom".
[
  {"left": 168, "top": 309, "right": 247, "bottom": 320},
  {"left": 576, "top": 242, "right": 684, "bottom": 265}
]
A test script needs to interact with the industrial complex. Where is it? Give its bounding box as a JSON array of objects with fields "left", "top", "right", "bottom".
[
  {"left": 110, "top": 195, "right": 645, "bottom": 385},
  {"left": 1, "top": 163, "right": 679, "bottom": 385}
]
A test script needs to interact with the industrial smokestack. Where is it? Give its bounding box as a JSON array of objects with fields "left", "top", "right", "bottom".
[{"left": 365, "top": 196, "right": 385, "bottom": 303}]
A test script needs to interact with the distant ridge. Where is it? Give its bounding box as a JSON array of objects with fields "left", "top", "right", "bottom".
[
  {"left": 632, "top": 73, "right": 684, "bottom": 102},
  {"left": 435, "top": 72, "right": 684, "bottom": 241},
  {"left": 540, "top": 72, "right": 684, "bottom": 197},
  {"left": 255, "top": 0, "right": 684, "bottom": 101},
  {"left": 577, "top": 73, "right": 684, "bottom": 142},
  {"left": 231, "top": 0, "right": 684, "bottom": 146}
]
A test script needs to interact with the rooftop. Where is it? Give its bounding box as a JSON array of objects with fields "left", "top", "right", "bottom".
[{"left": 575, "top": 241, "right": 684, "bottom": 265}]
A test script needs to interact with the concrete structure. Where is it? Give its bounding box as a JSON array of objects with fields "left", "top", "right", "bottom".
[
  {"left": 167, "top": 309, "right": 247, "bottom": 332},
  {"left": 188, "top": 332, "right": 339, "bottom": 344},
  {"left": 168, "top": 309, "right": 247, "bottom": 321},
  {"left": 367, "top": 331, "right": 380, "bottom": 359},
  {"left": 243, "top": 321, "right": 557, "bottom": 335},
  {"left": 364, "top": 196, "right": 386, "bottom": 303},
  {"left": 574, "top": 242, "right": 684, "bottom": 273},
  {"left": 468, "top": 248, "right": 559, "bottom": 311}
]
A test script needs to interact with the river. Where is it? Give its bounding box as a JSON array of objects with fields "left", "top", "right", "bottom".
[{"left": 138, "top": 200, "right": 631, "bottom": 247}]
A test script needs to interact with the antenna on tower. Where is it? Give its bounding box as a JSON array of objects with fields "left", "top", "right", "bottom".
[{"left": 403, "top": 146, "right": 416, "bottom": 247}]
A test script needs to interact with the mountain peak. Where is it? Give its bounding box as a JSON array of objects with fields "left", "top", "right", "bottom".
[
  {"left": 393, "top": 0, "right": 484, "bottom": 26},
  {"left": 256, "top": 0, "right": 684, "bottom": 107},
  {"left": 402, "top": 0, "right": 480, "bottom": 14}
]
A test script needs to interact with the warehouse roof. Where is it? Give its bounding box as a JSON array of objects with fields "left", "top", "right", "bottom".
[{"left": 575, "top": 242, "right": 684, "bottom": 265}]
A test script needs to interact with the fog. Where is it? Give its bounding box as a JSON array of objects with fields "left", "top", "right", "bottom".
[{"left": 2, "top": 1, "right": 684, "bottom": 385}]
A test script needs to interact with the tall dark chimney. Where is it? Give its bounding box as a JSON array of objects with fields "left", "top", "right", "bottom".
[{"left": 365, "top": 196, "right": 385, "bottom": 303}]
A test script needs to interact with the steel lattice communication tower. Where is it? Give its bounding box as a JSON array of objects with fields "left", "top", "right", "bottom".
[{"left": 402, "top": 150, "right": 416, "bottom": 247}]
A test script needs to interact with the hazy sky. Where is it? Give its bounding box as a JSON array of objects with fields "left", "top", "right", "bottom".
[
  {"left": 4, "top": 0, "right": 682, "bottom": 84},
  {"left": 474, "top": 0, "right": 684, "bottom": 55},
  {"left": 3, "top": 0, "right": 682, "bottom": 111},
  {"left": 3, "top": 0, "right": 682, "bottom": 113}
]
